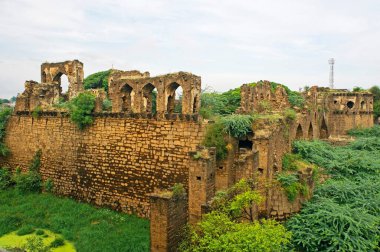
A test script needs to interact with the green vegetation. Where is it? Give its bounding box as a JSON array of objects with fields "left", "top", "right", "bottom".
[
  {"left": 276, "top": 173, "right": 307, "bottom": 202},
  {"left": 13, "top": 150, "right": 43, "bottom": 194},
  {"left": 202, "top": 121, "right": 227, "bottom": 161},
  {"left": 83, "top": 70, "right": 111, "bottom": 91},
  {"left": 0, "top": 106, "right": 12, "bottom": 157},
  {"left": 369, "top": 85, "right": 380, "bottom": 119},
  {"left": 286, "top": 127, "right": 380, "bottom": 251},
  {"left": 67, "top": 92, "right": 96, "bottom": 130},
  {"left": 0, "top": 189, "right": 149, "bottom": 251},
  {"left": 220, "top": 114, "right": 253, "bottom": 138},
  {"left": 16, "top": 225, "right": 35, "bottom": 236},
  {"left": 31, "top": 105, "right": 42, "bottom": 119},
  {"left": 180, "top": 180, "right": 291, "bottom": 251},
  {"left": 199, "top": 88, "right": 241, "bottom": 118}
]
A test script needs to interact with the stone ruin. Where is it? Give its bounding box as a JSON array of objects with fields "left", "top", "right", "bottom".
[{"left": 3, "top": 60, "right": 375, "bottom": 252}]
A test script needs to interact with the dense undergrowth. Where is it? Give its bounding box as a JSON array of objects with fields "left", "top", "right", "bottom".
[
  {"left": 0, "top": 107, "right": 12, "bottom": 157},
  {"left": 0, "top": 189, "right": 150, "bottom": 252},
  {"left": 286, "top": 126, "right": 380, "bottom": 251}
]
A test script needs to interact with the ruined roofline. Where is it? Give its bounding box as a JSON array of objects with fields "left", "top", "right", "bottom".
[
  {"left": 110, "top": 69, "right": 200, "bottom": 80},
  {"left": 41, "top": 59, "right": 83, "bottom": 67}
]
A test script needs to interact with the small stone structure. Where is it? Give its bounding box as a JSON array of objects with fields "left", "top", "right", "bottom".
[{"left": 2, "top": 61, "right": 375, "bottom": 251}]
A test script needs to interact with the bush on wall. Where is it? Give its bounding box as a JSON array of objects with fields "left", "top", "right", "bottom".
[{"left": 67, "top": 92, "right": 96, "bottom": 130}]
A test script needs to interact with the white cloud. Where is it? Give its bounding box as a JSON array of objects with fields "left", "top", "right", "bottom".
[{"left": 0, "top": 0, "right": 379, "bottom": 98}]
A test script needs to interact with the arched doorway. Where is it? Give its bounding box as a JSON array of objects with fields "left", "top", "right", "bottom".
[
  {"left": 142, "top": 83, "right": 157, "bottom": 114},
  {"left": 320, "top": 118, "right": 329, "bottom": 139},
  {"left": 120, "top": 84, "right": 134, "bottom": 112},
  {"left": 166, "top": 82, "right": 183, "bottom": 114},
  {"left": 296, "top": 124, "right": 303, "bottom": 140},
  {"left": 53, "top": 72, "right": 69, "bottom": 94},
  {"left": 308, "top": 122, "right": 313, "bottom": 140}
]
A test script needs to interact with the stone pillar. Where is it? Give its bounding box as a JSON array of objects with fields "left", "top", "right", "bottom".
[
  {"left": 149, "top": 191, "right": 188, "bottom": 252},
  {"left": 188, "top": 147, "right": 216, "bottom": 225}
]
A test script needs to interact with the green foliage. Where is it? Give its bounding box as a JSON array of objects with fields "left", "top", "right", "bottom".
[
  {"left": 220, "top": 114, "right": 253, "bottom": 138},
  {"left": 0, "top": 189, "right": 149, "bottom": 251},
  {"left": 35, "top": 229, "right": 45, "bottom": 236},
  {"left": 14, "top": 171, "right": 42, "bottom": 194},
  {"left": 353, "top": 86, "right": 365, "bottom": 92},
  {"left": 31, "top": 106, "right": 42, "bottom": 119},
  {"left": 369, "top": 85, "right": 380, "bottom": 119},
  {"left": 44, "top": 178, "right": 54, "bottom": 193},
  {"left": 282, "top": 153, "right": 302, "bottom": 171},
  {"left": 0, "top": 167, "right": 12, "bottom": 190},
  {"left": 22, "top": 236, "right": 51, "bottom": 252},
  {"left": 0, "top": 106, "right": 12, "bottom": 157},
  {"left": 50, "top": 237, "right": 65, "bottom": 248},
  {"left": 200, "top": 88, "right": 241, "bottom": 118},
  {"left": 202, "top": 121, "right": 227, "bottom": 161},
  {"left": 287, "top": 128, "right": 380, "bottom": 251},
  {"left": 16, "top": 225, "right": 35, "bottom": 236},
  {"left": 29, "top": 150, "right": 41, "bottom": 173},
  {"left": 209, "top": 179, "right": 263, "bottom": 222},
  {"left": 180, "top": 212, "right": 291, "bottom": 252},
  {"left": 284, "top": 108, "right": 296, "bottom": 121},
  {"left": 67, "top": 92, "right": 96, "bottom": 130},
  {"left": 348, "top": 125, "right": 380, "bottom": 137},
  {"left": 276, "top": 173, "right": 302, "bottom": 202},
  {"left": 172, "top": 183, "right": 185, "bottom": 199},
  {"left": 83, "top": 70, "right": 111, "bottom": 91},
  {"left": 102, "top": 98, "right": 112, "bottom": 111}
]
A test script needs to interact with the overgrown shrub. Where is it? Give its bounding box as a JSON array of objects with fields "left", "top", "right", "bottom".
[
  {"left": 0, "top": 106, "right": 12, "bottom": 157},
  {"left": 31, "top": 106, "right": 42, "bottom": 119},
  {"left": 282, "top": 153, "right": 302, "bottom": 171},
  {"left": 22, "top": 236, "right": 51, "bottom": 252},
  {"left": 287, "top": 128, "right": 380, "bottom": 251},
  {"left": 102, "top": 98, "right": 112, "bottom": 111},
  {"left": 0, "top": 167, "right": 12, "bottom": 189},
  {"left": 50, "top": 237, "right": 65, "bottom": 248},
  {"left": 276, "top": 173, "right": 301, "bottom": 202},
  {"left": 16, "top": 225, "right": 35, "bottom": 236},
  {"left": 67, "top": 92, "right": 96, "bottom": 130},
  {"left": 14, "top": 172, "right": 42, "bottom": 193},
  {"left": 202, "top": 121, "right": 227, "bottom": 161},
  {"left": 284, "top": 108, "right": 296, "bottom": 121},
  {"left": 44, "top": 178, "right": 54, "bottom": 193},
  {"left": 221, "top": 114, "right": 253, "bottom": 138}
]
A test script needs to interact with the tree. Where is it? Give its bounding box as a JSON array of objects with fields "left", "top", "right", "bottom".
[
  {"left": 67, "top": 93, "right": 96, "bottom": 130},
  {"left": 180, "top": 179, "right": 292, "bottom": 251}
]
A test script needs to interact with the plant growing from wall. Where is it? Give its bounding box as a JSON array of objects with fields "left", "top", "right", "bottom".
[
  {"left": 220, "top": 114, "right": 253, "bottom": 138},
  {"left": 179, "top": 179, "right": 291, "bottom": 251},
  {"left": 14, "top": 150, "right": 42, "bottom": 194},
  {"left": 67, "top": 92, "right": 96, "bottom": 130},
  {"left": 202, "top": 121, "right": 227, "bottom": 161},
  {"left": 0, "top": 106, "right": 12, "bottom": 157},
  {"left": 31, "top": 106, "right": 42, "bottom": 119},
  {"left": 276, "top": 172, "right": 303, "bottom": 202}
]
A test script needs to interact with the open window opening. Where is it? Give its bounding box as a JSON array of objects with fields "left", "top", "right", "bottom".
[
  {"left": 167, "top": 82, "right": 183, "bottom": 114},
  {"left": 142, "top": 83, "right": 157, "bottom": 114},
  {"left": 120, "top": 84, "right": 134, "bottom": 112}
]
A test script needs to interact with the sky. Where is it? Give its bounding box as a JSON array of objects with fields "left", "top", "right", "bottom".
[{"left": 0, "top": 0, "right": 380, "bottom": 98}]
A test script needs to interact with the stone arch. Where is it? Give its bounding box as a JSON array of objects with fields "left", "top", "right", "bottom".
[
  {"left": 166, "top": 82, "right": 183, "bottom": 114},
  {"left": 120, "top": 84, "right": 134, "bottom": 112},
  {"left": 52, "top": 72, "right": 70, "bottom": 94},
  {"left": 360, "top": 101, "right": 365, "bottom": 110},
  {"left": 320, "top": 117, "right": 329, "bottom": 139},
  {"left": 296, "top": 124, "right": 303, "bottom": 140},
  {"left": 308, "top": 122, "right": 313, "bottom": 140},
  {"left": 142, "top": 83, "right": 157, "bottom": 113}
]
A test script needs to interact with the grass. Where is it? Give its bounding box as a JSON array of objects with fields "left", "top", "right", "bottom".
[
  {"left": 0, "top": 189, "right": 150, "bottom": 252},
  {"left": 0, "top": 229, "right": 75, "bottom": 251}
]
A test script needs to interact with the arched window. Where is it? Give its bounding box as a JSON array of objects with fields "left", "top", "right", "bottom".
[
  {"left": 360, "top": 101, "right": 365, "bottom": 110},
  {"left": 166, "top": 82, "right": 183, "bottom": 114},
  {"left": 296, "top": 124, "right": 303, "bottom": 140},
  {"left": 192, "top": 94, "right": 198, "bottom": 113},
  {"left": 347, "top": 101, "right": 354, "bottom": 109},
  {"left": 53, "top": 72, "right": 69, "bottom": 94},
  {"left": 320, "top": 117, "right": 329, "bottom": 139},
  {"left": 120, "top": 84, "right": 134, "bottom": 112},
  {"left": 308, "top": 122, "right": 313, "bottom": 140},
  {"left": 142, "top": 83, "right": 157, "bottom": 114}
]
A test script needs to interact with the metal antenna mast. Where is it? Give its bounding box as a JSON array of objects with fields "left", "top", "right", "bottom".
[{"left": 328, "top": 58, "right": 335, "bottom": 89}]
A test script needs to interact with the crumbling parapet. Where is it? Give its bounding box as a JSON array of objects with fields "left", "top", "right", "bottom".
[
  {"left": 238, "top": 81, "right": 290, "bottom": 114},
  {"left": 108, "top": 70, "right": 201, "bottom": 115},
  {"left": 149, "top": 190, "right": 188, "bottom": 252},
  {"left": 188, "top": 146, "right": 216, "bottom": 225},
  {"left": 41, "top": 60, "right": 84, "bottom": 99}
]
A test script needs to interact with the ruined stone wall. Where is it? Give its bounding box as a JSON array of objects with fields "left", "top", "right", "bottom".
[
  {"left": 108, "top": 71, "right": 201, "bottom": 115},
  {"left": 1, "top": 114, "right": 205, "bottom": 218},
  {"left": 150, "top": 192, "right": 188, "bottom": 252}
]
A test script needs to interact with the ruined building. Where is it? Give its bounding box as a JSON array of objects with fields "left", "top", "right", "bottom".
[{"left": 1, "top": 60, "right": 374, "bottom": 252}]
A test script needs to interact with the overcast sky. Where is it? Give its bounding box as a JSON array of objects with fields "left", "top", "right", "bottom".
[{"left": 0, "top": 0, "right": 380, "bottom": 98}]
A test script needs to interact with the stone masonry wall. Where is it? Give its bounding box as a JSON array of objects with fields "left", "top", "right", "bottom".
[{"left": 1, "top": 114, "right": 205, "bottom": 218}]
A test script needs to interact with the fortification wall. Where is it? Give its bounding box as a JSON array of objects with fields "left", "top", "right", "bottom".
[{"left": 1, "top": 114, "right": 205, "bottom": 218}]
